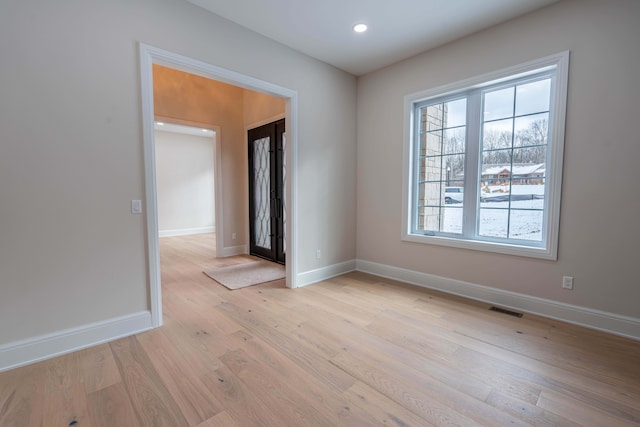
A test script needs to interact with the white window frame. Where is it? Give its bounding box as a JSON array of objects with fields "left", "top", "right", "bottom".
[{"left": 402, "top": 52, "right": 569, "bottom": 260}]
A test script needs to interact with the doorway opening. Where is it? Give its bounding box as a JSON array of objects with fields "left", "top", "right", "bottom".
[
  {"left": 140, "top": 44, "right": 299, "bottom": 328},
  {"left": 154, "top": 122, "right": 217, "bottom": 241}
]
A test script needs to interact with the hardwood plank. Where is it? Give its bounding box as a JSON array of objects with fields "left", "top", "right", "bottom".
[
  {"left": 154, "top": 314, "right": 225, "bottom": 373},
  {"left": 78, "top": 343, "right": 121, "bottom": 394},
  {"left": 199, "top": 365, "right": 287, "bottom": 426},
  {"left": 233, "top": 294, "right": 346, "bottom": 359},
  {"left": 195, "top": 410, "right": 238, "bottom": 427},
  {"left": 297, "top": 284, "right": 383, "bottom": 326},
  {"left": 226, "top": 330, "right": 386, "bottom": 426},
  {"left": 220, "top": 348, "right": 336, "bottom": 426},
  {"left": 377, "top": 303, "right": 640, "bottom": 410},
  {"left": 365, "top": 312, "right": 460, "bottom": 357},
  {"left": 215, "top": 299, "right": 357, "bottom": 392},
  {"left": 41, "top": 352, "right": 92, "bottom": 427},
  {"left": 537, "top": 389, "right": 639, "bottom": 426},
  {"left": 409, "top": 291, "right": 640, "bottom": 382},
  {"left": 136, "top": 328, "right": 223, "bottom": 426},
  {"left": 454, "top": 345, "right": 640, "bottom": 423},
  {"left": 110, "top": 336, "right": 189, "bottom": 427},
  {"left": 278, "top": 304, "right": 495, "bottom": 404},
  {"left": 230, "top": 286, "right": 311, "bottom": 331},
  {"left": 86, "top": 382, "right": 139, "bottom": 427},
  {"left": 332, "top": 346, "right": 530, "bottom": 426},
  {"left": 339, "top": 330, "right": 492, "bottom": 403},
  {"left": 0, "top": 364, "right": 45, "bottom": 427},
  {"left": 485, "top": 390, "right": 580, "bottom": 427},
  {"left": 366, "top": 314, "right": 542, "bottom": 405},
  {"left": 26, "top": 375, "right": 45, "bottom": 427},
  {"left": 330, "top": 350, "right": 484, "bottom": 426},
  {"left": 343, "top": 381, "right": 436, "bottom": 427},
  {"left": 163, "top": 284, "right": 243, "bottom": 337}
]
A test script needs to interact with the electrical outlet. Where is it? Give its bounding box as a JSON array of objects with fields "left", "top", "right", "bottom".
[
  {"left": 316, "top": 249, "right": 321, "bottom": 259},
  {"left": 232, "top": 233, "right": 237, "bottom": 240},
  {"left": 562, "top": 276, "right": 574, "bottom": 290}
]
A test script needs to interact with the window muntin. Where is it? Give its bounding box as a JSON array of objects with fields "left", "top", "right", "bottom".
[{"left": 404, "top": 53, "right": 569, "bottom": 259}]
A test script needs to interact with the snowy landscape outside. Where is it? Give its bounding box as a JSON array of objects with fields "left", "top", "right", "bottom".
[{"left": 441, "top": 184, "right": 545, "bottom": 241}]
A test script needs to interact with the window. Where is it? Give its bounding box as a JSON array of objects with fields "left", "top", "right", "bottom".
[{"left": 402, "top": 52, "right": 569, "bottom": 259}]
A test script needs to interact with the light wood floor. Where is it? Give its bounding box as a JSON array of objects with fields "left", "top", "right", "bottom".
[{"left": 2, "top": 233, "right": 640, "bottom": 426}]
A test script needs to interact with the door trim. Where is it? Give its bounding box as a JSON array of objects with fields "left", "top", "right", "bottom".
[{"left": 139, "top": 43, "right": 300, "bottom": 328}]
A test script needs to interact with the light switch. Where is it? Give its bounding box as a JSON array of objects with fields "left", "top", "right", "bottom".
[{"left": 131, "top": 199, "right": 142, "bottom": 214}]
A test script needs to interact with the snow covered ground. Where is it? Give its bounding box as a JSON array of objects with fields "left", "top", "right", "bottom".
[{"left": 441, "top": 184, "right": 545, "bottom": 241}]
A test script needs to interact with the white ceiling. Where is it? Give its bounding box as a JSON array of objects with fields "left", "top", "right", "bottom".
[{"left": 187, "top": 0, "right": 559, "bottom": 76}]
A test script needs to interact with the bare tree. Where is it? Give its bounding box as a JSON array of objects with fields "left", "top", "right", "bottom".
[{"left": 482, "top": 118, "right": 548, "bottom": 165}]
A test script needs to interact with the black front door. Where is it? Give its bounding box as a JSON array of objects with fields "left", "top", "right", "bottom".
[{"left": 248, "top": 119, "right": 285, "bottom": 264}]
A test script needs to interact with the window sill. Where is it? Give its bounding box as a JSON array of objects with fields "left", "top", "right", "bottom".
[{"left": 402, "top": 232, "right": 557, "bottom": 260}]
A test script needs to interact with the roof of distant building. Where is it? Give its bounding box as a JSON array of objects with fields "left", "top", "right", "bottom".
[{"left": 482, "top": 163, "right": 545, "bottom": 176}]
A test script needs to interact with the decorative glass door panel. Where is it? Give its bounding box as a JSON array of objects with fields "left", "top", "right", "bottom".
[{"left": 253, "top": 137, "right": 272, "bottom": 250}]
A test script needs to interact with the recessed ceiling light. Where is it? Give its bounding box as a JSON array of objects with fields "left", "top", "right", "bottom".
[{"left": 353, "top": 23, "right": 368, "bottom": 33}]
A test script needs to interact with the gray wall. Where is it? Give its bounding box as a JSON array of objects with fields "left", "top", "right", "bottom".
[
  {"left": 0, "top": 0, "right": 357, "bottom": 345},
  {"left": 356, "top": 0, "right": 640, "bottom": 318}
]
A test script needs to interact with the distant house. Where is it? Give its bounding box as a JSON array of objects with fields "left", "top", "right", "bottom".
[{"left": 481, "top": 163, "right": 545, "bottom": 185}]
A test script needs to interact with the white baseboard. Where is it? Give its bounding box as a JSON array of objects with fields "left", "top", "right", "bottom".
[
  {"left": 356, "top": 259, "right": 640, "bottom": 341},
  {"left": 159, "top": 226, "right": 215, "bottom": 237},
  {"left": 219, "top": 244, "right": 248, "bottom": 257},
  {"left": 296, "top": 260, "right": 357, "bottom": 288},
  {"left": 0, "top": 311, "right": 154, "bottom": 372}
]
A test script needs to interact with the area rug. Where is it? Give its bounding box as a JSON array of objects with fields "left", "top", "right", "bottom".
[{"left": 203, "top": 259, "right": 285, "bottom": 290}]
